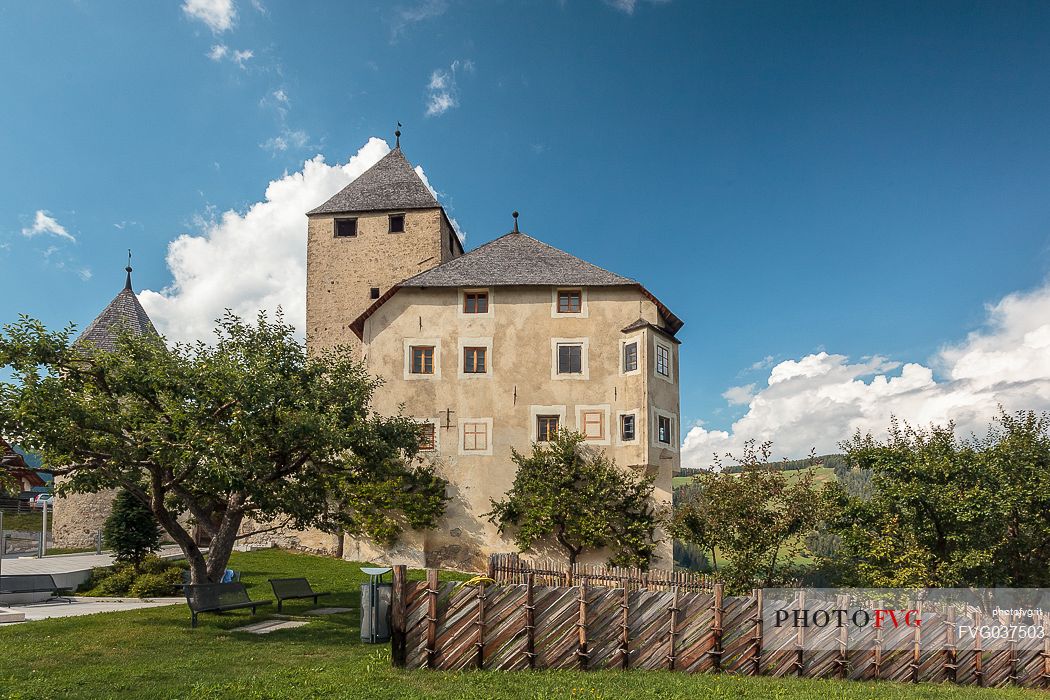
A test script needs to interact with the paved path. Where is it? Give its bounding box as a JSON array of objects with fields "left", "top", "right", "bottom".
[
  {"left": 2, "top": 596, "right": 184, "bottom": 623},
  {"left": 0, "top": 545, "right": 185, "bottom": 575}
]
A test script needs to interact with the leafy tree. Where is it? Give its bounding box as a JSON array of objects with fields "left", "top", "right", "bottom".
[
  {"left": 671, "top": 441, "right": 832, "bottom": 590},
  {"left": 0, "top": 312, "right": 448, "bottom": 583},
  {"left": 487, "top": 431, "right": 662, "bottom": 568},
  {"left": 104, "top": 488, "right": 161, "bottom": 566},
  {"left": 829, "top": 410, "right": 1050, "bottom": 587}
]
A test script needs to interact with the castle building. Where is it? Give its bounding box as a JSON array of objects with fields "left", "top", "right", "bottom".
[
  {"left": 307, "top": 140, "right": 683, "bottom": 569},
  {"left": 51, "top": 262, "right": 159, "bottom": 548}
]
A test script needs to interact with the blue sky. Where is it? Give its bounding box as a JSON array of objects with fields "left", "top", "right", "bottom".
[{"left": 3, "top": 1, "right": 1050, "bottom": 462}]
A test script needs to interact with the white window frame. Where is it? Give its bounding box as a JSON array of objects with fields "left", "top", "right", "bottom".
[
  {"left": 457, "top": 337, "right": 493, "bottom": 379},
  {"left": 651, "top": 408, "right": 678, "bottom": 450},
  {"left": 459, "top": 417, "right": 493, "bottom": 456},
  {"left": 616, "top": 409, "right": 640, "bottom": 446},
  {"left": 575, "top": 404, "right": 611, "bottom": 446},
  {"left": 529, "top": 405, "right": 567, "bottom": 443},
  {"left": 620, "top": 333, "right": 643, "bottom": 377},
  {"left": 550, "top": 337, "right": 589, "bottom": 380},
  {"left": 403, "top": 338, "right": 441, "bottom": 380},
  {"left": 654, "top": 339, "right": 674, "bottom": 384},
  {"left": 551, "top": 287, "right": 589, "bottom": 318},
  {"left": 458, "top": 288, "right": 493, "bottom": 318}
]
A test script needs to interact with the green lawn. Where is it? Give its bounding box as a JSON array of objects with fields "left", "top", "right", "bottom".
[
  {"left": 0, "top": 511, "right": 49, "bottom": 532},
  {"left": 0, "top": 549, "right": 1039, "bottom": 700}
]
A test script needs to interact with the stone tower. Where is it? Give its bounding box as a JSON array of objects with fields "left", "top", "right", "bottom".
[
  {"left": 305, "top": 140, "right": 463, "bottom": 354},
  {"left": 51, "top": 260, "right": 159, "bottom": 549}
]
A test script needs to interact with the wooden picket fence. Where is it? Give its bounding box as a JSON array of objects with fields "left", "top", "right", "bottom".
[
  {"left": 487, "top": 552, "right": 716, "bottom": 593},
  {"left": 389, "top": 565, "right": 1050, "bottom": 689}
]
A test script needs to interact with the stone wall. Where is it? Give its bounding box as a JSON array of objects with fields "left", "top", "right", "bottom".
[{"left": 51, "top": 482, "right": 116, "bottom": 549}]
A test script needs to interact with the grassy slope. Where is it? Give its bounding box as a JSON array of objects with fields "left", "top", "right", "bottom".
[{"left": 0, "top": 549, "right": 1038, "bottom": 700}]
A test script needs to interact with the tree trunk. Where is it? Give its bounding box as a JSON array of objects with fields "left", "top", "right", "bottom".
[
  {"left": 204, "top": 493, "right": 247, "bottom": 583},
  {"left": 145, "top": 482, "right": 210, "bottom": 584}
]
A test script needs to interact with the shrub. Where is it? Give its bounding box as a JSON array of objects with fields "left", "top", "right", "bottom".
[
  {"left": 128, "top": 568, "right": 183, "bottom": 598},
  {"left": 93, "top": 565, "right": 137, "bottom": 596},
  {"left": 103, "top": 489, "right": 161, "bottom": 566},
  {"left": 137, "top": 554, "right": 172, "bottom": 575}
]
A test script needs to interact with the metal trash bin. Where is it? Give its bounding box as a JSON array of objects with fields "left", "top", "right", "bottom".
[{"left": 360, "top": 567, "right": 393, "bottom": 643}]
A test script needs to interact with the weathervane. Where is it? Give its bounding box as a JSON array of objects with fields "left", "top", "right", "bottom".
[
  {"left": 512, "top": 211, "right": 519, "bottom": 233},
  {"left": 125, "top": 249, "right": 133, "bottom": 291},
  {"left": 395, "top": 121, "right": 402, "bottom": 148}
]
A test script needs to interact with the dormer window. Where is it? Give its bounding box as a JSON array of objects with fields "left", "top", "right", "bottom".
[
  {"left": 389, "top": 214, "right": 406, "bottom": 233},
  {"left": 334, "top": 218, "right": 357, "bottom": 237}
]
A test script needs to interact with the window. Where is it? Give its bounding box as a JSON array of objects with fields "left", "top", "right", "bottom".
[
  {"left": 417, "top": 422, "right": 436, "bottom": 451},
  {"left": 557, "top": 289, "right": 582, "bottom": 313},
  {"left": 463, "top": 347, "right": 487, "bottom": 374},
  {"left": 334, "top": 218, "right": 357, "bottom": 237},
  {"left": 463, "top": 422, "right": 488, "bottom": 451},
  {"left": 463, "top": 291, "right": 488, "bottom": 314},
  {"left": 537, "top": 415, "right": 559, "bottom": 442},
  {"left": 620, "top": 414, "right": 636, "bottom": 442},
  {"left": 557, "top": 344, "right": 583, "bottom": 374},
  {"left": 623, "top": 342, "right": 638, "bottom": 373},
  {"left": 658, "top": 415, "right": 672, "bottom": 445},
  {"left": 410, "top": 346, "right": 434, "bottom": 374},
  {"left": 581, "top": 410, "right": 605, "bottom": 440},
  {"left": 369, "top": 287, "right": 380, "bottom": 300},
  {"left": 389, "top": 214, "right": 405, "bottom": 233},
  {"left": 656, "top": 344, "right": 670, "bottom": 378}
]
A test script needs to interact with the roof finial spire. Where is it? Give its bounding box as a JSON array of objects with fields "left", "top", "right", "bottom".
[
  {"left": 124, "top": 249, "right": 133, "bottom": 291},
  {"left": 395, "top": 121, "right": 402, "bottom": 149},
  {"left": 512, "top": 211, "right": 519, "bottom": 233}
]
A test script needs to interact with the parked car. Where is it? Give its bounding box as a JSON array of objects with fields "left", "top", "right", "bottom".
[{"left": 29, "top": 493, "right": 53, "bottom": 509}]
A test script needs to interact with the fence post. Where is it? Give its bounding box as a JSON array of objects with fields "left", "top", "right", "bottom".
[
  {"left": 487, "top": 554, "right": 496, "bottom": 581},
  {"left": 524, "top": 573, "right": 536, "bottom": 669},
  {"left": 1042, "top": 612, "right": 1050, "bottom": 689},
  {"left": 911, "top": 600, "right": 922, "bottom": 683},
  {"left": 837, "top": 594, "right": 849, "bottom": 679},
  {"left": 390, "top": 564, "right": 408, "bottom": 668},
  {"left": 794, "top": 589, "right": 805, "bottom": 677},
  {"left": 712, "top": 582, "right": 724, "bottom": 672},
  {"left": 425, "top": 569, "right": 439, "bottom": 669},
  {"left": 577, "top": 579, "right": 588, "bottom": 670},
  {"left": 945, "top": 605, "right": 957, "bottom": 684},
  {"left": 752, "top": 588, "right": 763, "bottom": 676},
  {"left": 974, "top": 609, "right": 983, "bottom": 686},
  {"left": 667, "top": 586, "right": 679, "bottom": 671},
  {"left": 621, "top": 585, "right": 630, "bottom": 670},
  {"left": 475, "top": 579, "right": 486, "bottom": 670}
]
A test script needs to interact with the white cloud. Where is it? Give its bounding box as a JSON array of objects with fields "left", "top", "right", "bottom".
[
  {"left": 722, "top": 384, "right": 756, "bottom": 406},
  {"left": 413, "top": 166, "right": 464, "bottom": 242},
  {"left": 206, "top": 44, "right": 251, "bottom": 68},
  {"left": 21, "top": 210, "right": 75, "bottom": 242},
  {"left": 748, "top": 355, "right": 774, "bottom": 371},
  {"left": 604, "top": 0, "right": 672, "bottom": 14},
  {"left": 78, "top": 268, "right": 93, "bottom": 282},
  {"left": 391, "top": 0, "right": 449, "bottom": 40},
  {"left": 260, "top": 129, "right": 309, "bottom": 155},
  {"left": 425, "top": 60, "right": 472, "bottom": 117},
  {"left": 142, "top": 138, "right": 458, "bottom": 343},
  {"left": 683, "top": 282, "right": 1050, "bottom": 465},
  {"left": 183, "top": 0, "right": 236, "bottom": 33}
]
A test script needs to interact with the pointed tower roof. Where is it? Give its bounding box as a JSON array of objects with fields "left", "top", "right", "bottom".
[
  {"left": 307, "top": 147, "right": 440, "bottom": 215},
  {"left": 76, "top": 261, "right": 158, "bottom": 353}
]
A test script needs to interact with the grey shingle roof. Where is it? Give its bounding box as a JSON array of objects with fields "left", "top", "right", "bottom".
[
  {"left": 401, "top": 232, "right": 637, "bottom": 287},
  {"left": 76, "top": 280, "right": 158, "bottom": 353},
  {"left": 622, "top": 318, "right": 682, "bottom": 344},
  {"left": 307, "top": 147, "right": 440, "bottom": 215}
]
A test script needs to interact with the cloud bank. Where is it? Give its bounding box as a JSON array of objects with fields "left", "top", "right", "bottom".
[
  {"left": 683, "top": 283, "right": 1050, "bottom": 465},
  {"left": 140, "top": 138, "right": 391, "bottom": 343}
]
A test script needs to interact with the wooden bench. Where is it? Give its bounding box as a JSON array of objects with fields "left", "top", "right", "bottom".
[
  {"left": 0, "top": 574, "right": 72, "bottom": 603},
  {"left": 183, "top": 582, "right": 270, "bottom": 628},
  {"left": 269, "top": 577, "right": 330, "bottom": 612}
]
